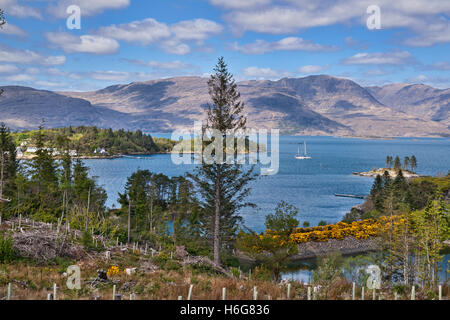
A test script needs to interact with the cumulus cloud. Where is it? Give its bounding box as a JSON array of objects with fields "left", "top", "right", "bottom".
[
  {"left": 97, "top": 18, "right": 171, "bottom": 45},
  {"left": 84, "top": 70, "right": 154, "bottom": 82},
  {"left": 0, "top": 45, "right": 66, "bottom": 66},
  {"left": 0, "top": 0, "right": 42, "bottom": 19},
  {"left": 6, "top": 74, "right": 34, "bottom": 82},
  {"left": 222, "top": 0, "right": 450, "bottom": 46},
  {"left": 129, "top": 60, "right": 192, "bottom": 70},
  {"left": 0, "top": 64, "right": 18, "bottom": 73},
  {"left": 232, "top": 37, "right": 338, "bottom": 54},
  {"left": 209, "top": 0, "right": 271, "bottom": 9},
  {"left": 298, "top": 65, "right": 328, "bottom": 74},
  {"left": 341, "top": 51, "right": 414, "bottom": 65},
  {"left": 427, "top": 61, "right": 450, "bottom": 71},
  {"left": 46, "top": 0, "right": 130, "bottom": 18},
  {"left": 45, "top": 32, "right": 119, "bottom": 55},
  {"left": 171, "top": 19, "right": 223, "bottom": 42},
  {"left": 242, "top": 66, "right": 291, "bottom": 80},
  {"left": 0, "top": 23, "right": 27, "bottom": 37},
  {"left": 96, "top": 17, "right": 222, "bottom": 55}
]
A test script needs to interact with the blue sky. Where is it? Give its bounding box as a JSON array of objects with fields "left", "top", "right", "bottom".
[{"left": 0, "top": 0, "right": 449, "bottom": 91}]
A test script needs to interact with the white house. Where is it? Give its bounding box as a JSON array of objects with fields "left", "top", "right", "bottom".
[{"left": 94, "top": 148, "right": 107, "bottom": 155}]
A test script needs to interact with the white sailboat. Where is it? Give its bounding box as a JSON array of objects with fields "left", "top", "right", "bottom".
[{"left": 295, "top": 141, "right": 312, "bottom": 159}]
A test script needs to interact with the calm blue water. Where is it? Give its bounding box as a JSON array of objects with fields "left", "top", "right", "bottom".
[{"left": 84, "top": 136, "right": 450, "bottom": 233}]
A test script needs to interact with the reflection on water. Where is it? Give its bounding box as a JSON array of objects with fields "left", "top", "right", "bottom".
[{"left": 282, "top": 253, "right": 450, "bottom": 285}]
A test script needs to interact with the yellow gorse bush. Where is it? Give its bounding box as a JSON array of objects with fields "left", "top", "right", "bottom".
[
  {"left": 107, "top": 265, "right": 120, "bottom": 278},
  {"left": 271, "top": 216, "right": 403, "bottom": 244}
]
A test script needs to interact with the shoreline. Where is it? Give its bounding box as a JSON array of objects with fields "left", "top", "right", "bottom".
[{"left": 353, "top": 168, "right": 420, "bottom": 178}]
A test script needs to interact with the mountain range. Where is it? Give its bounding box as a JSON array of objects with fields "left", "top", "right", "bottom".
[{"left": 0, "top": 75, "right": 449, "bottom": 137}]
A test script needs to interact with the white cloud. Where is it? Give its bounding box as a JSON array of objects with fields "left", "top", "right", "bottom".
[
  {"left": 298, "top": 65, "right": 327, "bottom": 74},
  {"left": 222, "top": 0, "right": 450, "bottom": 46},
  {"left": 242, "top": 66, "right": 291, "bottom": 80},
  {"left": 0, "top": 45, "right": 66, "bottom": 66},
  {"left": 209, "top": 0, "right": 271, "bottom": 9},
  {"left": 341, "top": 51, "right": 414, "bottom": 65},
  {"left": 0, "top": 64, "right": 18, "bottom": 73},
  {"left": 232, "top": 37, "right": 338, "bottom": 54},
  {"left": 0, "top": 0, "right": 42, "bottom": 19},
  {"left": 85, "top": 70, "right": 153, "bottom": 82},
  {"left": 408, "top": 74, "right": 428, "bottom": 83},
  {"left": 428, "top": 61, "right": 450, "bottom": 71},
  {"left": 0, "top": 23, "right": 27, "bottom": 37},
  {"left": 97, "top": 18, "right": 171, "bottom": 45},
  {"left": 96, "top": 17, "right": 221, "bottom": 55},
  {"left": 130, "top": 60, "right": 192, "bottom": 70},
  {"left": 6, "top": 74, "right": 34, "bottom": 82},
  {"left": 402, "top": 17, "right": 450, "bottom": 47},
  {"left": 24, "top": 67, "right": 40, "bottom": 75},
  {"left": 171, "top": 19, "right": 223, "bottom": 42},
  {"left": 46, "top": 0, "right": 130, "bottom": 18},
  {"left": 160, "top": 39, "right": 191, "bottom": 55},
  {"left": 45, "top": 32, "right": 119, "bottom": 55}
]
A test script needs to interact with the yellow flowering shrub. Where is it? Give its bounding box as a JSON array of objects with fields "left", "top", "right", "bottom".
[
  {"left": 285, "top": 216, "right": 402, "bottom": 244},
  {"left": 107, "top": 265, "right": 120, "bottom": 278}
]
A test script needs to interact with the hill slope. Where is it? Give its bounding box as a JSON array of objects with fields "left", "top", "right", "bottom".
[{"left": 1, "top": 76, "right": 449, "bottom": 137}]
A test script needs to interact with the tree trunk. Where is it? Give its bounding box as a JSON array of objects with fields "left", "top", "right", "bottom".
[
  {"left": 128, "top": 200, "right": 131, "bottom": 244},
  {"left": 85, "top": 187, "right": 91, "bottom": 231},
  {"left": 214, "top": 175, "right": 221, "bottom": 265}
]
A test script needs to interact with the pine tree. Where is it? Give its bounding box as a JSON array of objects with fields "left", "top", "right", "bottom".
[
  {"left": 410, "top": 155, "right": 417, "bottom": 173},
  {"left": 0, "top": 123, "right": 18, "bottom": 218},
  {"left": 393, "top": 156, "right": 401, "bottom": 171},
  {"left": 188, "top": 57, "right": 256, "bottom": 265},
  {"left": 403, "top": 156, "right": 410, "bottom": 171},
  {"left": 29, "top": 126, "right": 58, "bottom": 201}
]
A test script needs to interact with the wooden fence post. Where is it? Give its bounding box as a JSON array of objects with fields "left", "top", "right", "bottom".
[
  {"left": 361, "top": 287, "right": 365, "bottom": 301},
  {"left": 307, "top": 287, "right": 311, "bottom": 301},
  {"left": 187, "top": 284, "right": 193, "bottom": 300},
  {"left": 222, "top": 288, "right": 226, "bottom": 300},
  {"left": 411, "top": 286, "right": 415, "bottom": 300},
  {"left": 287, "top": 283, "right": 291, "bottom": 300},
  {"left": 112, "top": 285, "right": 116, "bottom": 300},
  {"left": 7, "top": 283, "right": 12, "bottom": 300},
  {"left": 352, "top": 282, "right": 356, "bottom": 300},
  {"left": 53, "top": 283, "right": 57, "bottom": 300},
  {"left": 253, "top": 286, "right": 258, "bottom": 300},
  {"left": 439, "top": 285, "right": 442, "bottom": 301}
]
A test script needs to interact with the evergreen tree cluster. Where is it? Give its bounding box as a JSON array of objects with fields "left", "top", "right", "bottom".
[
  {"left": 1, "top": 124, "right": 107, "bottom": 227},
  {"left": 13, "top": 126, "right": 175, "bottom": 156},
  {"left": 385, "top": 155, "right": 417, "bottom": 172}
]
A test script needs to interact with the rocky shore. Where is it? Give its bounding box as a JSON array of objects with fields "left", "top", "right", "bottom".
[
  {"left": 291, "top": 237, "right": 378, "bottom": 261},
  {"left": 353, "top": 168, "right": 420, "bottom": 178}
]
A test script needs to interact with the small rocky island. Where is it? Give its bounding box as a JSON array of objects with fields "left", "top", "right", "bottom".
[{"left": 353, "top": 168, "right": 420, "bottom": 178}]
